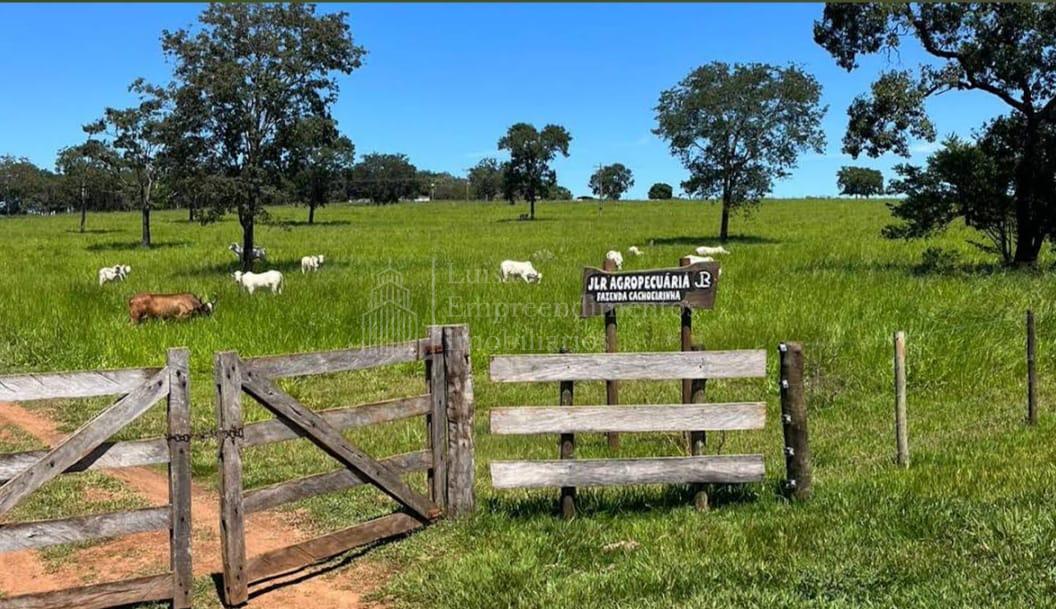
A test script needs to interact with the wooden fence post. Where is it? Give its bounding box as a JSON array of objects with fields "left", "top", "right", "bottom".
[
  {"left": 688, "top": 344, "right": 708, "bottom": 511},
  {"left": 215, "top": 351, "right": 248, "bottom": 606},
  {"left": 442, "top": 325, "right": 475, "bottom": 518},
  {"left": 426, "top": 326, "right": 449, "bottom": 509},
  {"left": 166, "top": 348, "right": 192, "bottom": 609},
  {"left": 558, "top": 347, "right": 576, "bottom": 520},
  {"left": 680, "top": 257, "right": 694, "bottom": 406},
  {"left": 779, "top": 342, "right": 812, "bottom": 500},
  {"left": 1027, "top": 310, "right": 1038, "bottom": 426},
  {"left": 893, "top": 331, "right": 909, "bottom": 467},
  {"left": 603, "top": 257, "right": 620, "bottom": 450}
]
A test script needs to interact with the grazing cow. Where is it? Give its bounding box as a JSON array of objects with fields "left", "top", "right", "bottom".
[
  {"left": 683, "top": 255, "right": 714, "bottom": 265},
  {"left": 233, "top": 270, "right": 284, "bottom": 294},
  {"left": 129, "top": 293, "right": 214, "bottom": 324},
  {"left": 605, "top": 250, "right": 624, "bottom": 270},
  {"left": 628, "top": 246, "right": 643, "bottom": 256},
  {"left": 229, "top": 242, "right": 267, "bottom": 261},
  {"left": 98, "top": 264, "right": 131, "bottom": 286},
  {"left": 695, "top": 245, "right": 730, "bottom": 256},
  {"left": 300, "top": 254, "right": 325, "bottom": 273},
  {"left": 500, "top": 260, "right": 542, "bottom": 283}
]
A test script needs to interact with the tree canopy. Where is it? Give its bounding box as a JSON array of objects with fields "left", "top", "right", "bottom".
[
  {"left": 287, "top": 116, "right": 355, "bottom": 224},
  {"left": 589, "top": 163, "right": 635, "bottom": 200},
  {"left": 162, "top": 3, "right": 365, "bottom": 270},
  {"left": 837, "top": 166, "right": 884, "bottom": 198},
  {"left": 498, "top": 123, "right": 571, "bottom": 220},
  {"left": 468, "top": 158, "right": 503, "bottom": 201},
  {"left": 648, "top": 182, "right": 674, "bottom": 200},
  {"left": 814, "top": 3, "right": 1056, "bottom": 265},
  {"left": 348, "top": 153, "right": 418, "bottom": 204},
  {"left": 654, "top": 62, "right": 826, "bottom": 241}
]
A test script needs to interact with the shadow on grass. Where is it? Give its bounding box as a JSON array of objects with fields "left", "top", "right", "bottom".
[
  {"left": 495, "top": 217, "right": 560, "bottom": 224},
  {"left": 269, "top": 219, "right": 354, "bottom": 228},
  {"left": 65, "top": 228, "right": 122, "bottom": 235},
  {"left": 85, "top": 240, "right": 193, "bottom": 252},
  {"left": 647, "top": 234, "right": 780, "bottom": 246},
  {"left": 174, "top": 257, "right": 349, "bottom": 278},
  {"left": 485, "top": 483, "right": 763, "bottom": 520}
]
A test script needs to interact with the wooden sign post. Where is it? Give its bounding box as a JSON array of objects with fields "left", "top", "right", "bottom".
[{"left": 581, "top": 259, "right": 720, "bottom": 452}]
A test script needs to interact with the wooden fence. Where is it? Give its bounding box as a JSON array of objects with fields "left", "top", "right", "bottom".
[
  {"left": 488, "top": 349, "right": 768, "bottom": 518},
  {"left": 214, "top": 325, "right": 474, "bottom": 606},
  {"left": 0, "top": 348, "right": 192, "bottom": 609}
]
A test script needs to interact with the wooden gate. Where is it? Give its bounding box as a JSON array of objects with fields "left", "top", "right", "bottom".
[
  {"left": 214, "top": 325, "right": 474, "bottom": 606},
  {"left": 0, "top": 348, "right": 192, "bottom": 609},
  {"left": 488, "top": 349, "right": 768, "bottom": 517}
]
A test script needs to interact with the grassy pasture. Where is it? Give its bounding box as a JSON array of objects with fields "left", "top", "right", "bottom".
[{"left": 0, "top": 199, "right": 1054, "bottom": 607}]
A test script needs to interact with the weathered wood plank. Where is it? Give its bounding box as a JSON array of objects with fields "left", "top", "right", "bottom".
[
  {"left": 442, "top": 325, "right": 475, "bottom": 518},
  {"left": 489, "top": 350, "right": 766, "bottom": 383},
  {"left": 0, "top": 369, "right": 168, "bottom": 516},
  {"left": 166, "top": 347, "right": 192, "bottom": 609},
  {"left": 427, "top": 326, "right": 448, "bottom": 510},
  {"left": 0, "top": 573, "right": 174, "bottom": 609},
  {"left": 240, "top": 372, "right": 440, "bottom": 522},
  {"left": 0, "top": 438, "right": 168, "bottom": 482},
  {"left": 0, "top": 367, "right": 161, "bottom": 402},
  {"left": 241, "top": 395, "right": 431, "bottom": 448},
  {"left": 490, "top": 455, "right": 765, "bottom": 489},
  {"left": 241, "top": 339, "right": 426, "bottom": 379},
  {"left": 0, "top": 507, "right": 169, "bottom": 552},
  {"left": 245, "top": 513, "right": 422, "bottom": 584},
  {"left": 242, "top": 450, "right": 432, "bottom": 513},
  {"left": 490, "top": 403, "right": 766, "bottom": 435},
  {"left": 215, "top": 351, "right": 248, "bottom": 607}
]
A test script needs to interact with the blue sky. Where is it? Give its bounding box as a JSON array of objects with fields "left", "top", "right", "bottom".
[{"left": 0, "top": 3, "right": 1007, "bottom": 199}]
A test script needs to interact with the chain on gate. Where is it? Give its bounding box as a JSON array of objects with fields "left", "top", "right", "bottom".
[{"left": 166, "top": 427, "right": 244, "bottom": 444}]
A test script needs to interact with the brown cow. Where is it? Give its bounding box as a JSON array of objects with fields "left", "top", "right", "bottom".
[{"left": 129, "top": 292, "right": 215, "bottom": 324}]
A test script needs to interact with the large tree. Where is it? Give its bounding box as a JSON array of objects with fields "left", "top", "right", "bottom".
[
  {"left": 92, "top": 79, "right": 167, "bottom": 247},
  {"left": 837, "top": 166, "right": 884, "bottom": 198},
  {"left": 654, "top": 62, "right": 826, "bottom": 241},
  {"left": 467, "top": 158, "right": 503, "bottom": 201},
  {"left": 498, "top": 123, "right": 571, "bottom": 220},
  {"left": 589, "top": 163, "right": 635, "bottom": 200},
  {"left": 347, "top": 153, "right": 418, "bottom": 204},
  {"left": 163, "top": 3, "right": 365, "bottom": 270},
  {"left": 287, "top": 116, "right": 355, "bottom": 224},
  {"left": 648, "top": 182, "right": 674, "bottom": 200},
  {"left": 55, "top": 131, "right": 116, "bottom": 233},
  {"left": 0, "top": 156, "right": 54, "bottom": 214},
  {"left": 814, "top": 3, "right": 1056, "bottom": 266}
]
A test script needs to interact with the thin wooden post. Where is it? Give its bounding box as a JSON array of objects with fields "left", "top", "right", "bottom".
[
  {"left": 558, "top": 347, "right": 576, "bottom": 520},
  {"left": 679, "top": 256, "right": 694, "bottom": 405},
  {"left": 1027, "top": 310, "right": 1038, "bottom": 426},
  {"left": 166, "top": 348, "right": 192, "bottom": 609},
  {"left": 602, "top": 257, "right": 620, "bottom": 450},
  {"left": 688, "top": 344, "right": 708, "bottom": 511},
  {"left": 893, "top": 331, "right": 909, "bottom": 467},
  {"left": 426, "top": 326, "right": 448, "bottom": 509},
  {"left": 215, "top": 351, "right": 247, "bottom": 607},
  {"left": 442, "top": 325, "right": 475, "bottom": 518},
  {"left": 779, "top": 342, "right": 812, "bottom": 500}
]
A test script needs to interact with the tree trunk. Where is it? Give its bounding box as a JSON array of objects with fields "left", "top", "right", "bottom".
[
  {"left": 719, "top": 198, "right": 731, "bottom": 242},
  {"left": 188, "top": 196, "right": 196, "bottom": 223},
  {"left": 529, "top": 198, "right": 536, "bottom": 220},
  {"left": 1012, "top": 120, "right": 1044, "bottom": 266},
  {"left": 308, "top": 203, "right": 316, "bottom": 225},
  {"left": 79, "top": 183, "right": 87, "bottom": 233},
  {"left": 241, "top": 212, "right": 255, "bottom": 273},
  {"left": 141, "top": 207, "right": 151, "bottom": 248}
]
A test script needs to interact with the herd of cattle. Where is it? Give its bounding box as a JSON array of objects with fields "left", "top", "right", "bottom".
[
  {"left": 498, "top": 244, "right": 729, "bottom": 283},
  {"left": 100, "top": 241, "right": 730, "bottom": 323}
]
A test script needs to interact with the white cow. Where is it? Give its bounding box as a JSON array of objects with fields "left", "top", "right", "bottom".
[
  {"left": 628, "top": 246, "right": 643, "bottom": 256},
  {"left": 300, "top": 255, "right": 325, "bottom": 273},
  {"left": 98, "top": 264, "right": 131, "bottom": 286},
  {"left": 500, "top": 260, "right": 542, "bottom": 283},
  {"left": 605, "top": 250, "right": 624, "bottom": 270},
  {"left": 233, "top": 270, "right": 284, "bottom": 294},
  {"left": 229, "top": 243, "right": 267, "bottom": 261},
  {"left": 683, "top": 255, "right": 714, "bottom": 265},
  {"left": 695, "top": 245, "right": 730, "bottom": 256}
]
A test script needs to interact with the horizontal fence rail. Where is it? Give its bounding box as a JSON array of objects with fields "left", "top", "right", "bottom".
[
  {"left": 491, "top": 403, "right": 766, "bottom": 434},
  {"left": 0, "top": 367, "right": 162, "bottom": 402},
  {"left": 490, "top": 350, "right": 766, "bottom": 383},
  {"left": 0, "top": 506, "right": 170, "bottom": 552},
  {"left": 491, "top": 455, "right": 766, "bottom": 489},
  {"left": 0, "top": 573, "right": 175, "bottom": 609},
  {"left": 241, "top": 339, "right": 431, "bottom": 379},
  {"left": 0, "top": 437, "right": 169, "bottom": 483}
]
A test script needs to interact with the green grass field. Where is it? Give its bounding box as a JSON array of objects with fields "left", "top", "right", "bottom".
[{"left": 1, "top": 199, "right": 1054, "bottom": 608}]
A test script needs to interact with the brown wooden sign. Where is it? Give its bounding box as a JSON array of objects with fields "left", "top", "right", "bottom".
[{"left": 580, "top": 261, "right": 719, "bottom": 317}]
